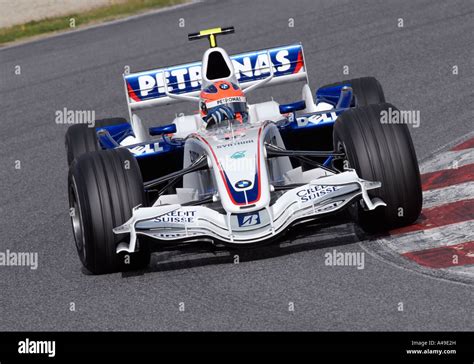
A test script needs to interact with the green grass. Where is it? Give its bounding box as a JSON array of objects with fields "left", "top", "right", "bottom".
[{"left": 0, "top": 0, "right": 187, "bottom": 45}]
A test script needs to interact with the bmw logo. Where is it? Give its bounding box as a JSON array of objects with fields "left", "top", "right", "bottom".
[
  {"left": 219, "top": 83, "right": 230, "bottom": 90},
  {"left": 235, "top": 180, "right": 252, "bottom": 189}
]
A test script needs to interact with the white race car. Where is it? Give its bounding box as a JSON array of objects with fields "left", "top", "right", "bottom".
[{"left": 65, "top": 27, "right": 422, "bottom": 274}]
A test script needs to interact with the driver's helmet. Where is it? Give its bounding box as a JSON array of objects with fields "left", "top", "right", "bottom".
[{"left": 199, "top": 80, "right": 248, "bottom": 128}]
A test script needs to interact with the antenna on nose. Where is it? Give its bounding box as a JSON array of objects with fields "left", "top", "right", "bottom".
[{"left": 188, "top": 26, "right": 235, "bottom": 48}]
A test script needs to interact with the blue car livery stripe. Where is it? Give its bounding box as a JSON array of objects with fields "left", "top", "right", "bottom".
[{"left": 223, "top": 171, "right": 259, "bottom": 204}]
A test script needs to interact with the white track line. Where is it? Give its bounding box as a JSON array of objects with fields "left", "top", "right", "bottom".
[
  {"left": 419, "top": 148, "right": 474, "bottom": 174},
  {"left": 385, "top": 220, "right": 474, "bottom": 254},
  {"left": 423, "top": 182, "right": 474, "bottom": 209}
]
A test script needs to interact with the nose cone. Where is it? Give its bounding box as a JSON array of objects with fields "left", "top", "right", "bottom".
[{"left": 204, "top": 127, "right": 270, "bottom": 214}]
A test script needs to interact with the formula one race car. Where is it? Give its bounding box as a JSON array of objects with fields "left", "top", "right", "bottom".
[{"left": 65, "top": 27, "right": 422, "bottom": 274}]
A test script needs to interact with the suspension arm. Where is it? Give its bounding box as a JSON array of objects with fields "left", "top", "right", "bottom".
[
  {"left": 143, "top": 155, "right": 208, "bottom": 190},
  {"left": 265, "top": 143, "right": 345, "bottom": 158}
]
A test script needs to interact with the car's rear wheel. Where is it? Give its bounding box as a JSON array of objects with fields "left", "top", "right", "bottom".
[
  {"left": 320, "top": 77, "right": 385, "bottom": 107},
  {"left": 68, "top": 148, "right": 150, "bottom": 274},
  {"left": 333, "top": 103, "right": 422, "bottom": 232},
  {"left": 65, "top": 117, "right": 127, "bottom": 165}
]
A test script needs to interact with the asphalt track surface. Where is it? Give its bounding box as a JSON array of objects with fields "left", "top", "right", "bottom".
[{"left": 0, "top": 0, "right": 473, "bottom": 331}]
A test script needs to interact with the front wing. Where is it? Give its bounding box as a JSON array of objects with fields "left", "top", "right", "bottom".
[{"left": 113, "top": 170, "right": 385, "bottom": 252}]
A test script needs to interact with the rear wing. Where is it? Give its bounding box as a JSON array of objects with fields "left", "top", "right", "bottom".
[{"left": 124, "top": 44, "right": 308, "bottom": 111}]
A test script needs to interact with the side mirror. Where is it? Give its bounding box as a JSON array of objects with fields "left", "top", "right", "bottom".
[
  {"left": 149, "top": 123, "right": 177, "bottom": 136},
  {"left": 279, "top": 100, "right": 306, "bottom": 114}
]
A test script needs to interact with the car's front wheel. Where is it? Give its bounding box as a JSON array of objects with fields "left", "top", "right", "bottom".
[
  {"left": 333, "top": 103, "right": 422, "bottom": 232},
  {"left": 68, "top": 148, "right": 150, "bottom": 274}
]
